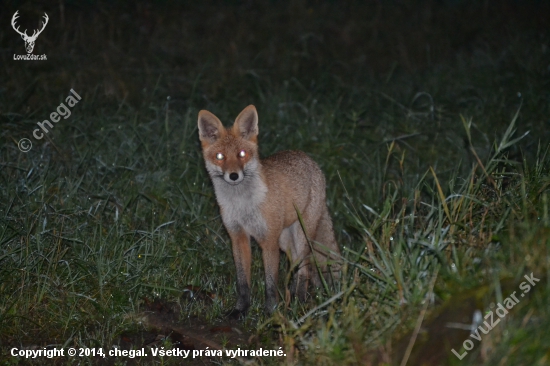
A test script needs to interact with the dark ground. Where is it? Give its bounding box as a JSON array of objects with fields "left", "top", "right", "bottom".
[{"left": 1, "top": 1, "right": 549, "bottom": 365}]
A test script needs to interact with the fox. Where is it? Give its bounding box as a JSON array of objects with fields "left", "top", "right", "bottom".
[{"left": 197, "top": 105, "right": 341, "bottom": 317}]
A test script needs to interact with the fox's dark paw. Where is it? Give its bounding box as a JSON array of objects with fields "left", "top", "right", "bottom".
[{"left": 225, "top": 308, "right": 247, "bottom": 320}]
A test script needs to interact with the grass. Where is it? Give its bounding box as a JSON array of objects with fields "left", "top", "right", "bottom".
[{"left": 1, "top": 0, "right": 549, "bottom": 365}]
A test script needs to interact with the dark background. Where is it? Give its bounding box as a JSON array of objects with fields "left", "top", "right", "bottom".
[
  {"left": 1, "top": 0, "right": 548, "bottom": 112},
  {"left": 0, "top": 2, "right": 549, "bottom": 364}
]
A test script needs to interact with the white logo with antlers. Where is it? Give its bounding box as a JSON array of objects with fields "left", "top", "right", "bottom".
[{"left": 12, "top": 11, "right": 49, "bottom": 54}]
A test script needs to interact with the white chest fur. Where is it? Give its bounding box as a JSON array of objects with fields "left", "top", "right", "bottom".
[{"left": 208, "top": 161, "right": 268, "bottom": 240}]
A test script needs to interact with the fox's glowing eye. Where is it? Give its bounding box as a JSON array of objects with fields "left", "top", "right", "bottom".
[
  {"left": 216, "top": 153, "right": 224, "bottom": 160},
  {"left": 238, "top": 150, "right": 246, "bottom": 158}
]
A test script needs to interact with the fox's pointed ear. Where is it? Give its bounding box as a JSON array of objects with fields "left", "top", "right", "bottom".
[
  {"left": 233, "top": 105, "right": 258, "bottom": 142},
  {"left": 198, "top": 110, "right": 225, "bottom": 146}
]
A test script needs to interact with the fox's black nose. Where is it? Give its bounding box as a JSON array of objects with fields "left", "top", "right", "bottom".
[{"left": 229, "top": 173, "right": 239, "bottom": 181}]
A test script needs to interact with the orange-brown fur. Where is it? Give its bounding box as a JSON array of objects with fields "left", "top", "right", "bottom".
[{"left": 198, "top": 105, "right": 341, "bottom": 316}]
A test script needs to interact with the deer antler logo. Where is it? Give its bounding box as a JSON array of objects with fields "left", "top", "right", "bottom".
[{"left": 11, "top": 11, "right": 49, "bottom": 54}]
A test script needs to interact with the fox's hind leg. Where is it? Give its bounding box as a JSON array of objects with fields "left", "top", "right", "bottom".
[{"left": 283, "top": 220, "right": 317, "bottom": 302}]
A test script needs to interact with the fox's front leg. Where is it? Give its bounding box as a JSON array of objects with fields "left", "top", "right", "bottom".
[
  {"left": 228, "top": 229, "right": 252, "bottom": 318},
  {"left": 260, "top": 239, "right": 281, "bottom": 314}
]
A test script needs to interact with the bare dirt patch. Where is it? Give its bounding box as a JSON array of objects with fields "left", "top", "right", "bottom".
[{"left": 116, "top": 296, "right": 253, "bottom": 365}]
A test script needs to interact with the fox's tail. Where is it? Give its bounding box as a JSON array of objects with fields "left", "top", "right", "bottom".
[{"left": 311, "top": 208, "right": 342, "bottom": 288}]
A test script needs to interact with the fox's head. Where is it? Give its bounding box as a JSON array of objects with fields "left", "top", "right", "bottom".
[{"left": 198, "top": 105, "right": 260, "bottom": 186}]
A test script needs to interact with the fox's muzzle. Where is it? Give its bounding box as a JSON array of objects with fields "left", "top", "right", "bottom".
[{"left": 224, "top": 171, "right": 243, "bottom": 185}]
